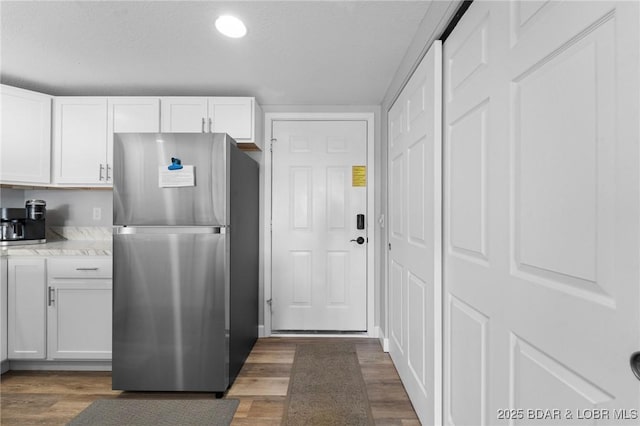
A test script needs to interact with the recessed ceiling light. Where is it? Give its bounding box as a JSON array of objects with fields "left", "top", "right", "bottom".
[{"left": 215, "top": 15, "right": 247, "bottom": 38}]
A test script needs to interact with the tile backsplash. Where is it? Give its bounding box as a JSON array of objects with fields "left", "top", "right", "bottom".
[{"left": 48, "top": 226, "right": 112, "bottom": 241}]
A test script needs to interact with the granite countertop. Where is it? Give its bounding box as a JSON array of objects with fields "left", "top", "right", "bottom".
[{"left": 0, "top": 226, "right": 112, "bottom": 257}]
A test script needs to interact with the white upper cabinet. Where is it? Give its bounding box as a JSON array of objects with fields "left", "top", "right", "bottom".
[
  {"left": 160, "top": 97, "right": 208, "bottom": 132},
  {"left": 107, "top": 97, "right": 161, "bottom": 171},
  {"left": 209, "top": 97, "right": 254, "bottom": 140},
  {"left": 53, "top": 97, "right": 161, "bottom": 186},
  {"left": 108, "top": 97, "right": 161, "bottom": 134},
  {"left": 53, "top": 97, "right": 109, "bottom": 185},
  {"left": 0, "top": 85, "right": 52, "bottom": 184},
  {"left": 3, "top": 87, "right": 260, "bottom": 187},
  {"left": 161, "top": 97, "right": 263, "bottom": 149}
]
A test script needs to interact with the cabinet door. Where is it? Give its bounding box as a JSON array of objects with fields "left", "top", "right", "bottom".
[
  {"left": 53, "top": 97, "right": 108, "bottom": 185},
  {"left": 7, "top": 258, "right": 46, "bottom": 360},
  {"left": 48, "top": 279, "right": 112, "bottom": 360},
  {"left": 0, "top": 85, "right": 52, "bottom": 184},
  {"left": 209, "top": 97, "right": 254, "bottom": 141},
  {"left": 160, "top": 97, "right": 208, "bottom": 132},
  {"left": 108, "top": 97, "right": 161, "bottom": 183},
  {"left": 1, "top": 257, "right": 7, "bottom": 363}
]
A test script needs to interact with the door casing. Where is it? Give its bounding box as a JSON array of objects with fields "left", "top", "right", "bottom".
[{"left": 263, "top": 112, "right": 376, "bottom": 337}]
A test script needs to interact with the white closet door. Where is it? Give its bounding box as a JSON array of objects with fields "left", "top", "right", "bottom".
[
  {"left": 444, "top": 2, "right": 640, "bottom": 424},
  {"left": 388, "top": 41, "right": 442, "bottom": 425}
]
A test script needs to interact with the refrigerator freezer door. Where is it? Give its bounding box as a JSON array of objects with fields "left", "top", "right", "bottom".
[
  {"left": 112, "top": 230, "right": 228, "bottom": 391},
  {"left": 113, "top": 133, "right": 229, "bottom": 226}
]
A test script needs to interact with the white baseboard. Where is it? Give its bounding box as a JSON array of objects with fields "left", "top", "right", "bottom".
[
  {"left": 376, "top": 326, "right": 390, "bottom": 352},
  {"left": 270, "top": 333, "right": 370, "bottom": 338},
  {"left": 9, "top": 360, "right": 112, "bottom": 371},
  {"left": 259, "top": 325, "right": 381, "bottom": 340}
]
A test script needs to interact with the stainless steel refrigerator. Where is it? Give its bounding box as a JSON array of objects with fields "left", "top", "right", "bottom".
[{"left": 112, "top": 133, "right": 258, "bottom": 393}]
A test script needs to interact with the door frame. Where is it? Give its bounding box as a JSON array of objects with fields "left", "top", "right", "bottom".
[{"left": 263, "top": 112, "right": 376, "bottom": 337}]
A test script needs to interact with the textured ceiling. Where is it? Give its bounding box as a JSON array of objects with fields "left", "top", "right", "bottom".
[{"left": 0, "top": 0, "right": 433, "bottom": 105}]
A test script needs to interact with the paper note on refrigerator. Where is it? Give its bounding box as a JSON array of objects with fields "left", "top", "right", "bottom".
[{"left": 159, "top": 165, "right": 195, "bottom": 188}]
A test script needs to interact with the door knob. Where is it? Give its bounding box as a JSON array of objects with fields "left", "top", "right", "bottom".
[
  {"left": 350, "top": 237, "right": 365, "bottom": 245},
  {"left": 630, "top": 352, "right": 640, "bottom": 380}
]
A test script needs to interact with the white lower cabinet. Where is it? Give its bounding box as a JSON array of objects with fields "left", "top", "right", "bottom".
[
  {"left": 47, "top": 258, "right": 112, "bottom": 360},
  {"left": 7, "top": 258, "right": 47, "bottom": 360},
  {"left": 6, "top": 256, "right": 112, "bottom": 363},
  {"left": 1, "top": 257, "right": 8, "bottom": 365}
]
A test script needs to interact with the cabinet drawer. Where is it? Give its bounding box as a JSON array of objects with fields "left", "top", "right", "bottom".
[{"left": 48, "top": 258, "right": 112, "bottom": 279}]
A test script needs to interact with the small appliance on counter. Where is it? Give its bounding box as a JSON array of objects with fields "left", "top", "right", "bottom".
[{"left": 0, "top": 200, "right": 46, "bottom": 245}]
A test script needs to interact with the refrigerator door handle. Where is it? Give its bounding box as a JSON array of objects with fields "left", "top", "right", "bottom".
[{"left": 114, "top": 226, "right": 226, "bottom": 235}]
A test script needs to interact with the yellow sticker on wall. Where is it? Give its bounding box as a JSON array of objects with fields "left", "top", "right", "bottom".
[{"left": 352, "top": 165, "right": 367, "bottom": 187}]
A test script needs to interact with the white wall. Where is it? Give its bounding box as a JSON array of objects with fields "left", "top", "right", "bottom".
[
  {"left": 0, "top": 187, "right": 112, "bottom": 226},
  {"left": 0, "top": 188, "right": 25, "bottom": 207}
]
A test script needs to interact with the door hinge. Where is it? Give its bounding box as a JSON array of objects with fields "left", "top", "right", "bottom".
[
  {"left": 270, "top": 138, "right": 276, "bottom": 153},
  {"left": 388, "top": 243, "right": 391, "bottom": 251},
  {"left": 266, "top": 298, "right": 273, "bottom": 309}
]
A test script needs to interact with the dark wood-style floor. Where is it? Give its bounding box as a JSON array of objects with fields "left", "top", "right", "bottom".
[{"left": 1, "top": 337, "right": 419, "bottom": 425}]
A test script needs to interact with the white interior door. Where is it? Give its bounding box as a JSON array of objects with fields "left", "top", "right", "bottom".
[
  {"left": 388, "top": 41, "right": 442, "bottom": 425},
  {"left": 444, "top": 1, "right": 640, "bottom": 424},
  {"left": 271, "top": 120, "right": 368, "bottom": 331}
]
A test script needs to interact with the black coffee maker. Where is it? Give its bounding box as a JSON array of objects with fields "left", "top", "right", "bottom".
[{"left": 0, "top": 199, "right": 46, "bottom": 245}]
